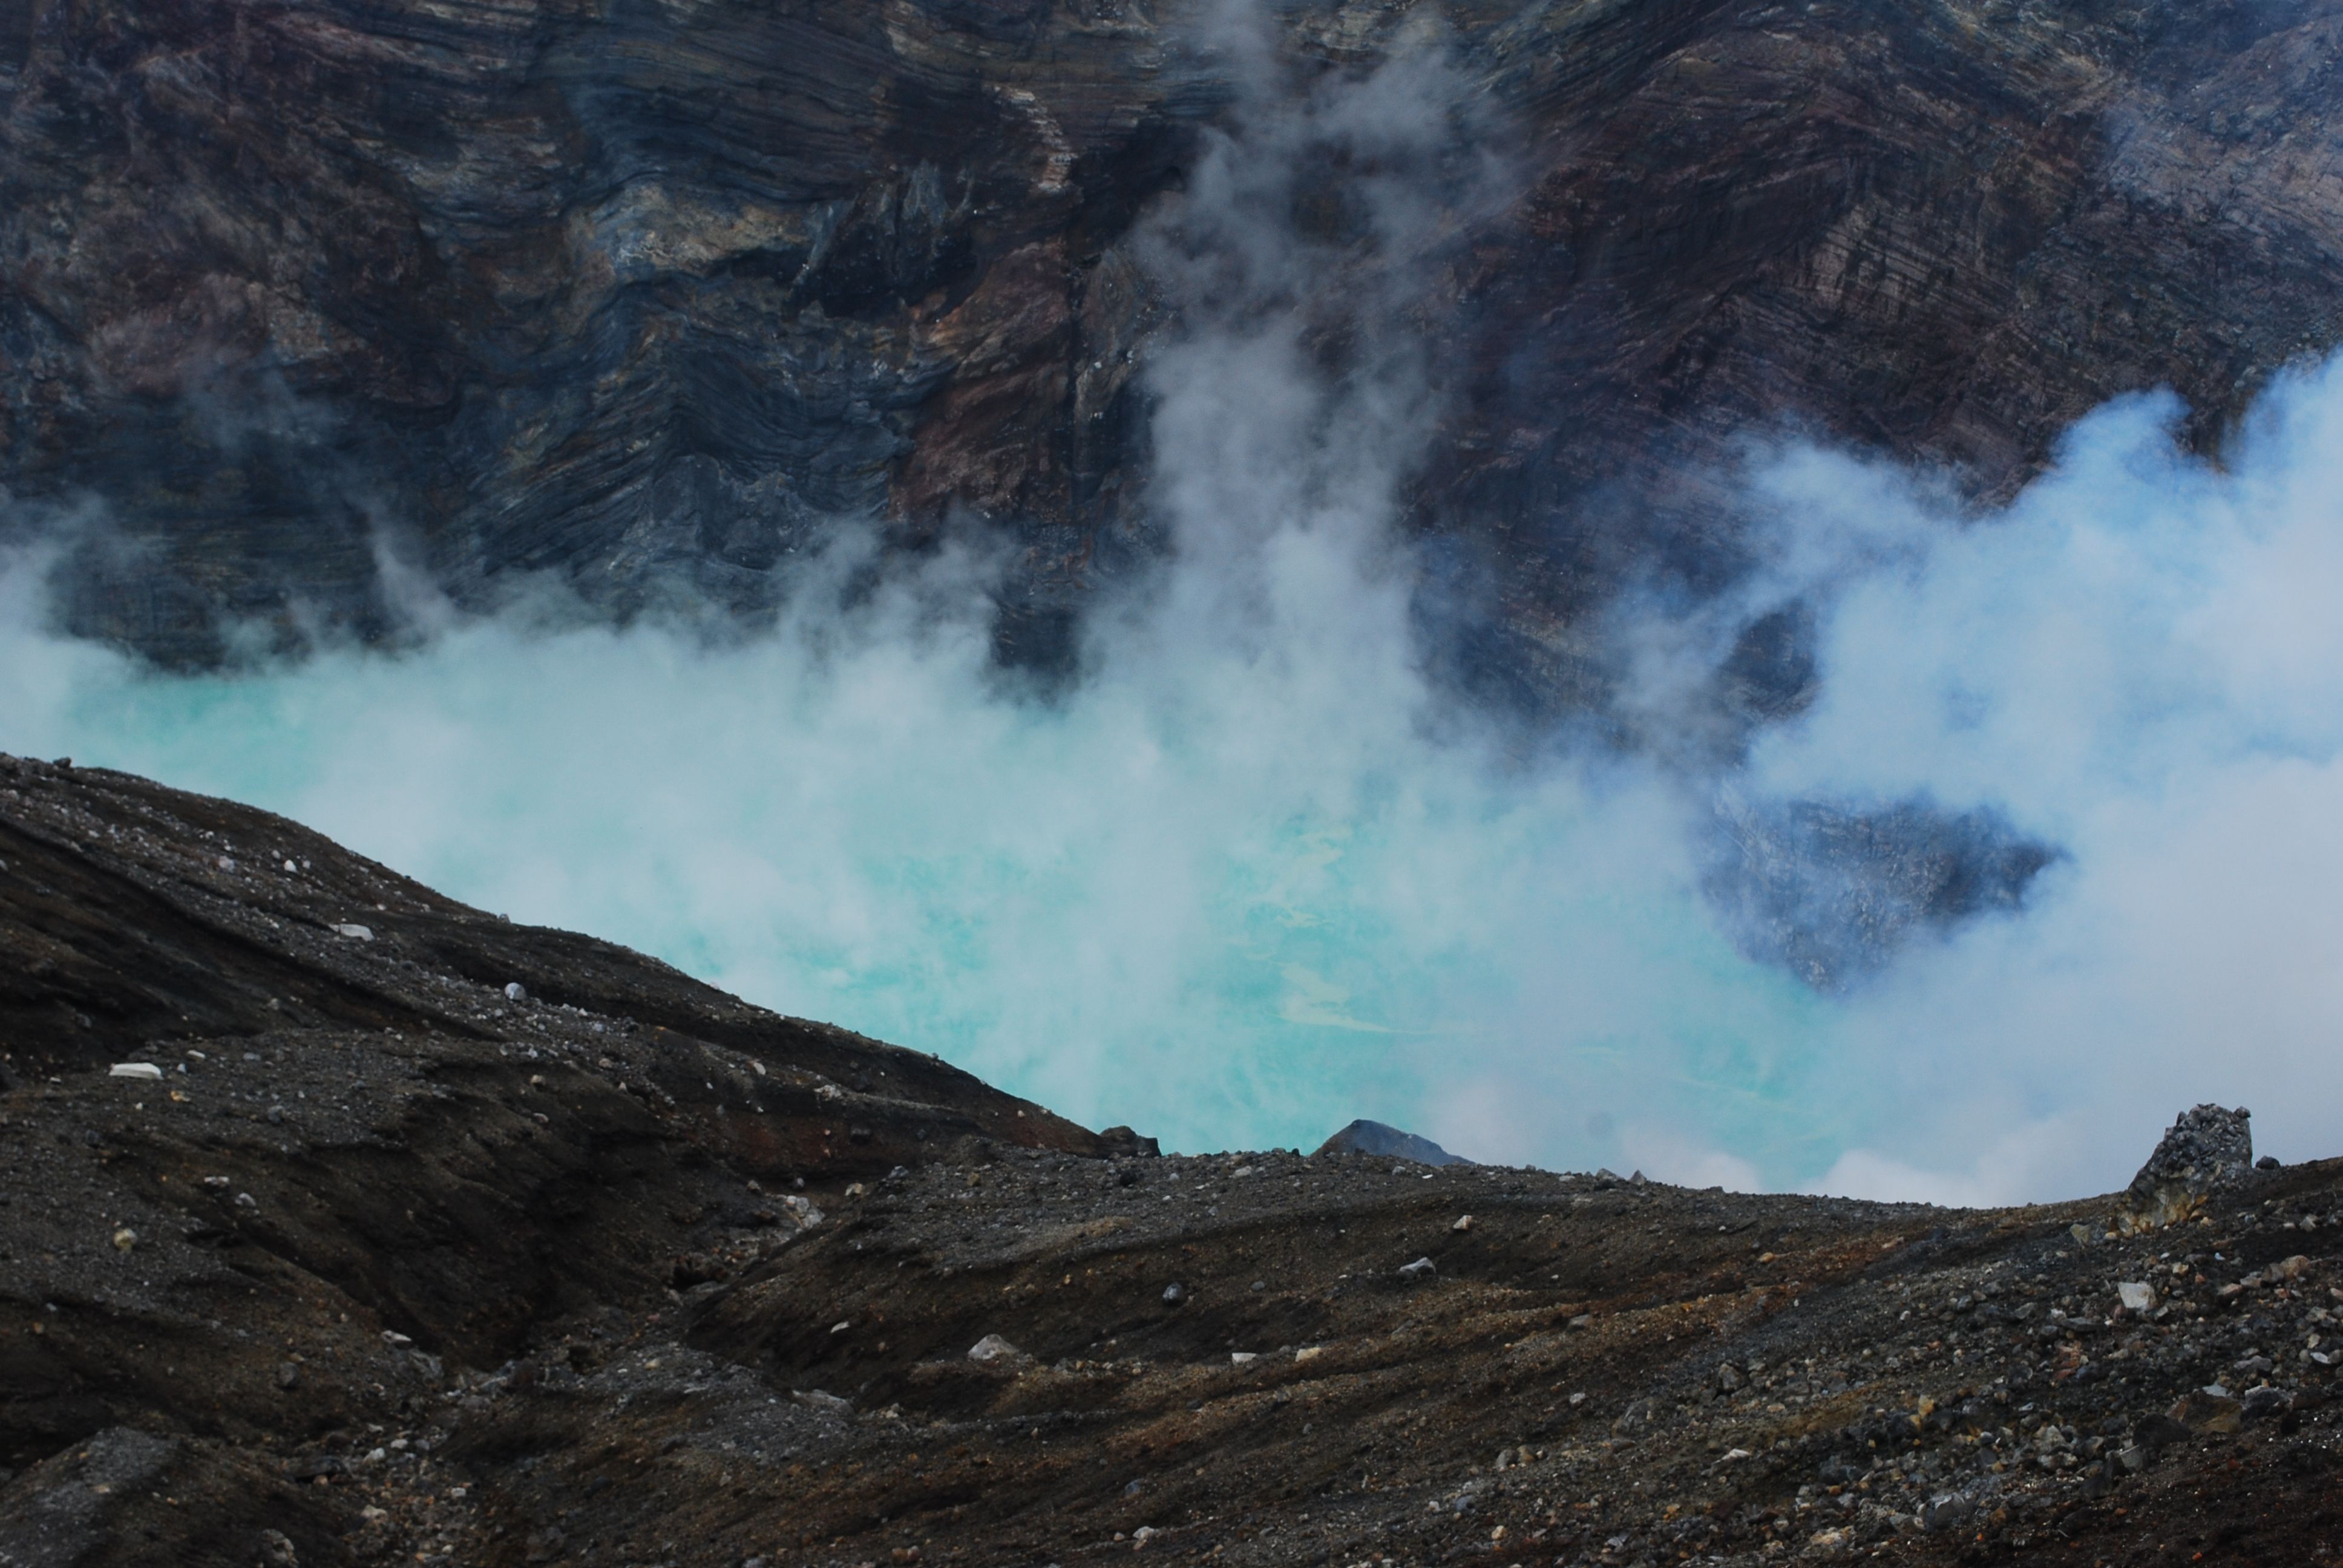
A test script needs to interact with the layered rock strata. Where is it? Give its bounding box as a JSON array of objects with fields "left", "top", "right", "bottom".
[{"left": 2, "top": 0, "right": 2341, "bottom": 685}]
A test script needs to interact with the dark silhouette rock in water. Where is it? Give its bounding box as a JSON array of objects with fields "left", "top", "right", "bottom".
[
  {"left": 2123, "top": 1103, "right": 2256, "bottom": 1230},
  {"left": 1315, "top": 1118, "right": 1470, "bottom": 1167}
]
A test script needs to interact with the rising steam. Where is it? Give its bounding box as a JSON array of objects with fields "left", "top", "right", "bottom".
[{"left": 4, "top": 22, "right": 2342, "bottom": 1203}]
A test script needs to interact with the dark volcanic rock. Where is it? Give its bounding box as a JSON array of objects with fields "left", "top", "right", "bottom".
[
  {"left": 2123, "top": 1102, "right": 2256, "bottom": 1228},
  {"left": 5, "top": 0, "right": 2343, "bottom": 687},
  {"left": 1706, "top": 793, "right": 2060, "bottom": 989},
  {"left": 4, "top": 757, "right": 2343, "bottom": 1566},
  {"left": 1316, "top": 1116, "right": 1470, "bottom": 1166}
]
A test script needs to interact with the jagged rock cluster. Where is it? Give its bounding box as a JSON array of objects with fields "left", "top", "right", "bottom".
[{"left": 2123, "top": 1103, "right": 2260, "bottom": 1230}]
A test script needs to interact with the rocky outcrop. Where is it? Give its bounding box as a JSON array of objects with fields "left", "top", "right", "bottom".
[
  {"left": 5, "top": 0, "right": 2343, "bottom": 688},
  {"left": 2121, "top": 1102, "right": 2257, "bottom": 1230}
]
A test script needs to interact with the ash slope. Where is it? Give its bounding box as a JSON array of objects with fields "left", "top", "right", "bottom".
[
  {"left": 1, "top": 760, "right": 2339, "bottom": 1566},
  {"left": 7, "top": 0, "right": 2343, "bottom": 683}
]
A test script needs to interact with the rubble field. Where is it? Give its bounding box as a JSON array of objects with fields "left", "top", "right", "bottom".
[{"left": 2, "top": 754, "right": 2336, "bottom": 1567}]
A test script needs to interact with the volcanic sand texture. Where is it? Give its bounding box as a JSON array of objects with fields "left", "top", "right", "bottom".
[{"left": 1, "top": 757, "right": 2341, "bottom": 1566}]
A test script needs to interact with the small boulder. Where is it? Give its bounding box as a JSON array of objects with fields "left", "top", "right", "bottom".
[
  {"left": 2241, "top": 1387, "right": 2291, "bottom": 1423},
  {"left": 1398, "top": 1256, "right": 1436, "bottom": 1280},
  {"left": 967, "top": 1334, "right": 1024, "bottom": 1366},
  {"left": 1920, "top": 1494, "right": 1974, "bottom": 1534},
  {"left": 1096, "top": 1126, "right": 1162, "bottom": 1158},
  {"left": 2169, "top": 1391, "right": 2243, "bottom": 1435},
  {"left": 2115, "top": 1281, "right": 2158, "bottom": 1313},
  {"left": 1610, "top": 1397, "right": 1657, "bottom": 1436}
]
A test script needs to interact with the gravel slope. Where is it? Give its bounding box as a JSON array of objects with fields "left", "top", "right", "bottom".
[{"left": 1, "top": 753, "right": 2337, "bottom": 1567}]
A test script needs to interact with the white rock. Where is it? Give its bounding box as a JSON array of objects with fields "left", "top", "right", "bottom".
[
  {"left": 1230, "top": 1351, "right": 1259, "bottom": 1366},
  {"left": 1398, "top": 1256, "right": 1436, "bottom": 1279},
  {"left": 968, "top": 1334, "right": 1023, "bottom": 1364},
  {"left": 1452, "top": 1215, "right": 1473, "bottom": 1232},
  {"left": 2117, "top": 1281, "right": 2158, "bottom": 1313},
  {"left": 108, "top": 1062, "right": 163, "bottom": 1080},
  {"left": 504, "top": 982, "right": 526, "bottom": 1001},
  {"left": 333, "top": 924, "right": 373, "bottom": 941}
]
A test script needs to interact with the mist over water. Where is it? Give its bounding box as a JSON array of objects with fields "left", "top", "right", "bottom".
[{"left": 8, "top": 22, "right": 2343, "bottom": 1202}]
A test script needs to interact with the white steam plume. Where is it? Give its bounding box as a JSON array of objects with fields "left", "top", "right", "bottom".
[{"left": 3, "top": 22, "right": 2342, "bottom": 1203}]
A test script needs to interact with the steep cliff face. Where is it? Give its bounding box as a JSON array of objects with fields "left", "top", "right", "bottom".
[
  {"left": 0, "top": 0, "right": 1211, "bottom": 658},
  {"left": 3, "top": 0, "right": 2341, "bottom": 681}
]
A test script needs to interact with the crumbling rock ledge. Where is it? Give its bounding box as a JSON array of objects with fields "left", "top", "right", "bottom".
[{"left": 2, "top": 756, "right": 2341, "bottom": 1567}]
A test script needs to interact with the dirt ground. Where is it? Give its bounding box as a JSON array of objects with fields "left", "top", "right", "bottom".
[{"left": 2, "top": 753, "right": 2338, "bottom": 1568}]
